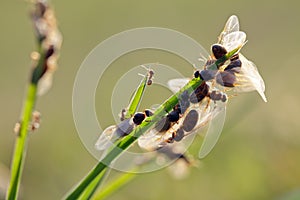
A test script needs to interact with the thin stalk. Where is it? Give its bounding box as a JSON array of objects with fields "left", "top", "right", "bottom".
[
  {"left": 79, "top": 71, "right": 150, "bottom": 199},
  {"left": 126, "top": 72, "right": 149, "bottom": 118},
  {"left": 6, "top": 84, "right": 37, "bottom": 200},
  {"left": 7, "top": 41, "right": 47, "bottom": 200},
  {"left": 78, "top": 169, "right": 108, "bottom": 200}
]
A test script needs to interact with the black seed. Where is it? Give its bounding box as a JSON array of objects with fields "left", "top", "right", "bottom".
[
  {"left": 167, "top": 110, "right": 180, "bottom": 122},
  {"left": 173, "top": 104, "right": 181, "bottom": 113},
  {"left": 194, "top": 70, "right": 200, "bottom": 78},
  {"left": 133, "top": 113, "right": 145, "bottom": 125},
  {"left": 144, "top": 109, "right": 153, "bottom": 117}
]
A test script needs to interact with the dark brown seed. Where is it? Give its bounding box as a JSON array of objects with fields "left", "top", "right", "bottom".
[
  {"left": 210, "top": 91, "right": 222, "bottom": 101},
  {"left": 212, "top": 44, "right": 227, "bottom": 59},
  {"left": 216, "top": 71, "right": 236, "bottom": 87},
  {"left": 221, "top": 95, "right": 227, "bottom": 102},
  {"left": 182, "top": 110, "right": 198, "bottom": 132},
  {"left": 209, "top": 91, "right": 227, "bottom": 102},
  {"left": 190, "top": 82, "right": 209, "bottom": 103}
]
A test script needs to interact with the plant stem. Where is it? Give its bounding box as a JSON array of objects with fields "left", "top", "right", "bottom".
[
  {"left": 78, "top": 169, "right": 109, "bottom": 200},
  {"left": 65, "top": 77, "right": 203, "bottom": 200},
  {"left": 93, "top": 170, "right": 137, "bottom": 200},
  {"left": 6, "top": 83, "right": 37, "bottom": 200},
  {"left": 126, "top": 72, "right": 148, "bottom": 118},
  {"left": 6, "top": 1, "right": 61, "bottom": 199},
  {"left": 84, "top": 69, "right": 151, "bottom": 198}
]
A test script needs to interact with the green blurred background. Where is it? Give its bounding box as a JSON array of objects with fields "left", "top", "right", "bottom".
[{"left": 1, "top": 0, "right": 300, "bottom": 199}]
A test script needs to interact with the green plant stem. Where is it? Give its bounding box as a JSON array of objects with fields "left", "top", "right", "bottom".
[
  {"left": 93, "top": 170, "right": 137, "bottom": 200},
  {"left": 65, "top": 77, "right": 203, "bottom": 200},
  {"left": 126, "top": 73, "right": 148, "bottom": 118},
  {"left": 80, "top": 71, "right": 149, "bottom": 199},
  {"left": 78, "top": 169, "right": 108, "bottom": 200},
  {"left": 65, "top": 46, "right": 242, "bottom": 199},
  {"left": 6, "top": 83, "right": 37, "bottom": 200}
]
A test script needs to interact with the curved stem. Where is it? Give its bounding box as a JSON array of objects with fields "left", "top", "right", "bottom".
[{"left": 79, "top": 71, "right": 150, "bottom": 199}]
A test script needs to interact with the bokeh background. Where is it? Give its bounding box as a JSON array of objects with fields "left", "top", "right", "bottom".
[{"left": 1, "top": 0, "right": 300, "bottom": 199}]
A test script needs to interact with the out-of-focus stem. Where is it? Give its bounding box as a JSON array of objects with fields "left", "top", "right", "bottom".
[
  {"left": 6, "top": 84, "right": 37, "bottom": 200},
  {"left": 94, "top": 170, "right": 138, "bottom": 200}
]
